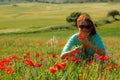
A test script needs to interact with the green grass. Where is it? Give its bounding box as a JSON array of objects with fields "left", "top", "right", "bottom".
[
  {"left": 0, "top": 2, "right": 120, "bottom": 32},
  {"left": 97, "top": 21, "right": 120, "bottom": 37}
]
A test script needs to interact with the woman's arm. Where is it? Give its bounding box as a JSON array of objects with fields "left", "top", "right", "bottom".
[
  {"left": 60, "top": 47, "right": 82, "bottom": 59},
  {"left": 80, "top": 38, "right": 105, "bottom": 56},
  {"left": 87, "top": 43, "right": 105, "bottom": 56}
]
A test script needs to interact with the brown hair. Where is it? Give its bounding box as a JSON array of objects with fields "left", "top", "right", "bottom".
[{"left": 77, "top": 14, "right": 96, "bottom": 36}]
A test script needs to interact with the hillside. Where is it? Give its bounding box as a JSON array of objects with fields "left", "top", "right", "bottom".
[{"left": 0, "top": 3, "right": 120, "bottom": 34}]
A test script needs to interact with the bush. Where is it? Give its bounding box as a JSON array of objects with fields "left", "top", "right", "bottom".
[
  {"left": 104, "top": 20, "right": 111, "bottom": 24},
  {"left": 66, "top": 12, "right": 81, "bottom": 27},
  {"left": 107, "top": 10, "right": 120, "bottom": 20}
]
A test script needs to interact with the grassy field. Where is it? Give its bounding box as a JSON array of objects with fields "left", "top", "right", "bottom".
[
  {"left": 0, "top": 2, "right": 120, "bottom": 80},
  {"left": 0, "top": 2, "right": 120, "bottom": 33}
]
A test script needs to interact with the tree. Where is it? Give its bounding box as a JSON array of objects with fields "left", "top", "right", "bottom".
[
  {"left": 66, "top": 12, "right": 81, "bottom": 27},
  {"left": 107, "top": 10, "right": 120, "bottom": 20}
]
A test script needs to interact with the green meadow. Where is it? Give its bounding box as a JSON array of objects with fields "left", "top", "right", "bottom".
[
  {"left": 0, "top": 2, "right": 120, "bottom": 32},
  {"left": 0, "top": 2, "right": 120, "bottom": 80},
  {"left": 0, "top": 2, "right": 120, "bottom": 54}
]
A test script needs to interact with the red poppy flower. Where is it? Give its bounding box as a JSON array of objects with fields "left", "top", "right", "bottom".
[
  {"left": 40, "top": 58, "right": 44, "bottom": 61},
  {"left": 98, "top": 56, "right": 110, "bottom": 61},
  {"left": 26, "top": 52, "right": 30, "bottom": 56},
  {"left": 88, "top": 60, "right": 93, "bottom": 66},
  {"left": 23, "top": 52, "right": 30, "bottom": 59},
  {"left": 61, "top": 62, "right": 67, "bottom": 68},
  {"left": 71, "top": 57, "right": 77, "bottom": 62},
  {"left": 64, "top": 56, "right": 69, "bottom": 60},
  {"left": 52, "top": 54, "right": 57, "bottom": 58},
  {"left": 94, "top": 53, "right": 99, "bottom": 58},
  {"left": 9, "top": 54, "right": 18, "bottom": 60},
  {"left": 5, "top": 59, "right": 12, "bottom": 65},
  {"left": 35, "top": 53, "right": 40, "bottom": 58},
  {"left": 0, "top": 61, "right": 5, "bottom": 70},
  {"left": 35, "top": 63, "right": 42, "bottom": 67},
  {"left": 55, "top": 62, "right": 63, "bottom": 70},
  {"left": 24, "top": 59, "right": 34, "bottom": 67},
  {"left": 114, "top": 63, "right": 119, "bottom": 68},
  {"left": 71, "top": 52, "right": 76, "bottom": 57},
  {"left": 1, "top": 58, "right": 8, "bottom": 63},
  {"left": 108, "top": 63, "right": 112, "bottom": 69},
  {"left": 6, "top": 68, "right": 14, "bottom": 74},
  {"left": 78, "top": 33, "right": 84, "bottom": 40},
  {"left": 50, "top": 67, "right": 57, "bottom": 74},
  {"left": 75, "top": 59, "right": 81, "bottom": 63}
]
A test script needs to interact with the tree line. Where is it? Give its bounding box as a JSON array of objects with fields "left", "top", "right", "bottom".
[{"left": 0, "top": 0, "right": 120, "bottom": 4}]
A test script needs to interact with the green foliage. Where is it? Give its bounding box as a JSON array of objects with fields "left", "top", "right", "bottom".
[
  {"left": 107, "top": 10, "right": 120, "bottom": 20},
  {"left": 66, "top": 12, "right": 81, "bottom": 27}
]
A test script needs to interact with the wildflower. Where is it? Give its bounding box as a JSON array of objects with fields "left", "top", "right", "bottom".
[
  {"left": 23, "top": 52, "right": 30, "bottom": 59},
  {"left": 94, "top": 53, "right": 99, "bottom": 58},
  {"left": 71, "top": 57, "right": 77, "bottom": 62},
  {"left": 52, "top": 54, "right": 57, "bottom": 58},
  {"left": 64, "top": 56, "right": 69, "bottom": 60},
  {"left": 114, "top": 63, "right": 119, "bottom": 68},
  {"left": 61, "top": 62, "right": 67, "bottom": 68},
  {"left": 98, "top": 55, "right": 110, "bottom": 61},
  {"left": 108, "top": 63, "right": 112, "bottom": 69},
  {"left": 45, "top": 55, "right": 49, "bottom": 58},
  {"left": 0, "top": 61, "right": 5, "bottom": 70},
  {"left": 55, "top": 62, "right": 63, "bottom": 70},
  {"left": 78, "top": 33, "right": 84, "bottom": 40},
  {"left": 1, "top": 58, "right": 8, "bottom": 63},
  {"left": 35, "top": 53, "right": 40, "bottom": 58},
  {"left": 6, "top": 68, "right": 14, "bottom": 74},
  {"left": 24, "top": 59, "right": 34, "bottom": 67},
  {"left": 50, "top": 67, "right": 57, "bottom": 74},
  {"left": 40, "top": 58, "right": 44, "bottom": 61},
  {"left": 23, "top": 54, "right": 27, "bottom": 59},
  {"left": 34, "top": 63, "right": 42, "bottom": 67},
  {"left": 5, "top": 59, "right": 12, "bottom": 65},
  {"left": 71, "top": 51, "right": 76, "bottom": 57},
  {"left": 25, "top": 52, "right": 30, "bottom": 56},
  {"left": 88, "top": 60, "right": 93, "bottom": 66},
  {"left": 75, "top": 59, "right": 81, "bottom": 63},
  {"left": 9, "top": 54, "right": 18, "bottom": 60}
]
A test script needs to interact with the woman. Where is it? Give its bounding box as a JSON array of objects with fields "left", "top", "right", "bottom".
[{"left": 60, "top": 14, "right": 106, "bottom": 61}]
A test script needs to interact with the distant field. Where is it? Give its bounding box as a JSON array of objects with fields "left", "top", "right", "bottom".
[
  {"left": 0, "top": 2, "right": 119, "bottom": 58},
  {"left": 0, "top": 2, "right": 120, "bottom": 33}
]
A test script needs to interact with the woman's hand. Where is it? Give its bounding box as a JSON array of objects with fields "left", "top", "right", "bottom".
[
  {"left": 80, "top": 37, "right": 90, "bottom": 47},
  {"left": 78, "top": 32, "right": 91, "bottom": 47},
  {"left": 74, "top": 47, "right": 82, "bottom": 54}
]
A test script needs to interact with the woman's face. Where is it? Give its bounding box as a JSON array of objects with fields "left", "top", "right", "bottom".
[{"left": 78, "top": 21, "right": 92, "bottom": 37}]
